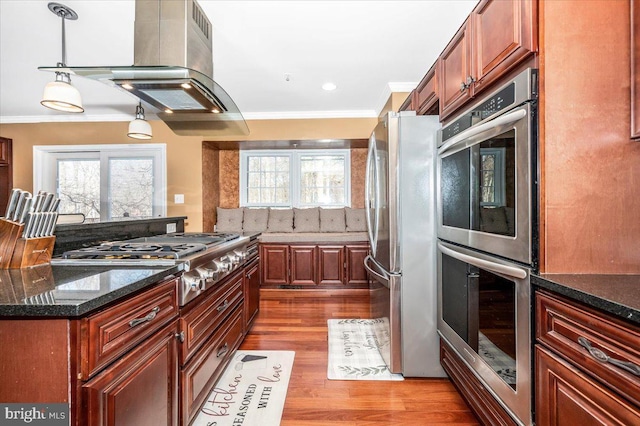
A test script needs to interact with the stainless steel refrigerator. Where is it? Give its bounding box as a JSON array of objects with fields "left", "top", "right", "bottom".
[{"left": 364, "top": 111, "right": 445, "bottom": 377}]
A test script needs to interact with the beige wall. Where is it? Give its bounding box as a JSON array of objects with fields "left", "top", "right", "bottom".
[{"left": 0, "top": 116, "right": 377, "bottom": 231}]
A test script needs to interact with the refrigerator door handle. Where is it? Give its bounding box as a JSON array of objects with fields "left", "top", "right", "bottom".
[
  {"left": 365, "top": 135, "right": 379, "bottom": 254},
  {"left": 438, "top": 241, "right": 528, "bottom": 280},
  {"left": 364, "top": 255, "right": 395, "bottom": 285}
]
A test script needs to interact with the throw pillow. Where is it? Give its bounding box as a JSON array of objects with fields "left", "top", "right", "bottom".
[
  {"left": 267, "top": 208, "right": 294, "bottom": 232},
  {"left": 216, "top": 207, "right": 244, "bottom": 233},
  {"left": 294, "top": 207, "right": 320, "bottom": 232},
  {"left": 319, "top": 208, "right": 346, "bottom": 232},
  {"left": 243, "top": 208, "right": 269, "bottom": 233},
  {"left": 345, "top": 207, "right": 367, "bottom": 232}
]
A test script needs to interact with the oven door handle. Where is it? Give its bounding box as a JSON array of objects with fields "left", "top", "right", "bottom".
[
  {"left": 437, "top": 242, "right": 527, "bottom": 280},
  {"left": 438, "top": 108, "right": 527, "bottom": 156}
]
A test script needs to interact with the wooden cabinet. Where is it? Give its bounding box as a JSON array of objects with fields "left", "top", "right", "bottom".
[
  {"left": 0, "top": 137, "right": 12, "bottom": 214},
  {"left": 535, "top": 290, "right": 640, "bottom": 424},
  {"left": 438, "top": 0, "right": 537, "bottom": 119},
  {"left": 243, "top": 258, "right": 260, "bottom": 333},
  {"left": 398, "top": 90, "right": 415, "bottom": 112},
  {"left": 345, "top": 244, "right": 370, "bottom": 286},
  {"left": 81, "top": 279, "right": 179, "bottom": 379},
  {"left": 83, "top": 320, "right": 179, "bottom": 426},
  {"left": 536, "top": 345, "right": 640, "bottom": 426},
  {"left": 178, "top": 269, "right": 245, "bottom": 425},
  {"left": 290, "top": 245, "right": 317, "bottom": 286},
  {"left": 415, "top": 64, "right": 438, "bottom": 115},
  {"left": 260, "top": 244, "right": 289, "bottom": 285},
  {"left": 260, "top": 242, "right": 370, "bottom": 289},
  {"left": 318, "top": 245, "right": 344, "bottom": 285},
  {"left": 439, "top": 18, "right": 474, "bottom": 119}
]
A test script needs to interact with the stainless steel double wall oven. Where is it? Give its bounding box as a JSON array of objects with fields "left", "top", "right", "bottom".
[{"left": 436, "top": 68, "right": 538, "bottom": 426}]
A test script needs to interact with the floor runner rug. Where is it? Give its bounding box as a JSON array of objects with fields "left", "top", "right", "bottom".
[
  {"left": 327, "top": 319, "right": 404, "bottom": 381},
  {"left": 192, "top": 350, "right": 295, "bottom": 426}
]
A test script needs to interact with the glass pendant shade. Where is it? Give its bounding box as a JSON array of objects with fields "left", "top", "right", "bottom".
[
  {"left": 128, "top": 103, "right": 152, "bottom": 139},
  {"left": 41, "top": 76, "right": 84, "bottom": 113}
]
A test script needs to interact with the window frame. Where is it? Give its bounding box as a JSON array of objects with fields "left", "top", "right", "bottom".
[
  {"left": 479, "top": 147, "right": 506, "bottom": 207},
  {"left": 33, "top": 144, "right": 167, "bottom": 221},
  {"left": 239, "top": 149, "right": 351, "bottom": 208}
]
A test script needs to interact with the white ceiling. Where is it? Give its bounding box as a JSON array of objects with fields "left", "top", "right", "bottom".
[{"left": 0, "top": 0, "right": 477, "bottom": 124}]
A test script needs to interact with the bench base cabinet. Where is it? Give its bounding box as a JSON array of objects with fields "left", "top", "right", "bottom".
[{"left": 260, "top": 243, "right": 370, "bottom": 289}]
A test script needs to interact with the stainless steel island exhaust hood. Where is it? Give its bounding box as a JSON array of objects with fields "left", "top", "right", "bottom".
[{"left": 40, "top": 0, "right": 249, "bottom": 136}]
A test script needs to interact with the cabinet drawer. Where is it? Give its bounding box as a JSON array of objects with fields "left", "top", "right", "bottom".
[
  {"left": 179, "top": 272, "right": 243, "bottom": 364},
  {"left": 81, "top": 278, "right": 179, "bottom": 379},
  {"left": 536, "top": 345, "right": 640, "bottom": 425},
  {"left": 181, "top": 307, "right": 244, "bottom": 425},
  {"left": 536, "top": 291, "right": 640, "bottom": 406},
  {"left": 82, "top": 320, "right": 179, "bottom": 426}
]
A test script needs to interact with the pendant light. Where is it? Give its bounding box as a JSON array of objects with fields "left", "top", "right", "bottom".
[
  {"left": 41, "top": 2, "right": 84, "bottom": 113},
  {"left": 128, "top": 102, "right": 152, "bottom": 140}
]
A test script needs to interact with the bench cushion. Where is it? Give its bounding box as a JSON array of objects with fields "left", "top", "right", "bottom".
[
  {"left": 319, "top": 208, "right": 346, "bottom": 232},
  {"left": 293, "top": 207, "right": 320, "bottom": 232},
  {"left": 243, "top": 208, "right": 269, "bottom": 233},
  {"left": 267, "top": 208, "right": 294, "bottom": 232},
  {"left": 345, "top": 207, "right": 367, "bottom": 232},
  {"left": 216, "top": 207, "right": 244, "bottom": 233}
]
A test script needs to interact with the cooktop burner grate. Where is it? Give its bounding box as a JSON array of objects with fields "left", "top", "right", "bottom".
[{"left": 61, "top": 242, "right": 207, "bottom": 260}]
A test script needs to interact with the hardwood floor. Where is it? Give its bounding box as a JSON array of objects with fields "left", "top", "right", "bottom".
[{"left": 239, "top": 289, "right": 480, "bottom": 425}]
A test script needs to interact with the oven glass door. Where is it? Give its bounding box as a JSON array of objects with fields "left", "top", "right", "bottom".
[
  {"left": 437, "top": 103, "right": 534, "bottom": 265},
  {"left": 437, "top": 241, "right": 531, "bottom": 425}
]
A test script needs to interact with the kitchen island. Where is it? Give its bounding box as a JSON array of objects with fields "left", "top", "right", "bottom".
[{"left": 0, "top": 255, "right": 249, "bottom": 426}]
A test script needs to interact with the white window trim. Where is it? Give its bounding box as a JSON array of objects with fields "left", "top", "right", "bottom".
[
  {"left": 33, "top": 144, "right": 167, "bottom": 219},
  {"left": 239, "top": 149, "right": 351, "bottom": 208}
]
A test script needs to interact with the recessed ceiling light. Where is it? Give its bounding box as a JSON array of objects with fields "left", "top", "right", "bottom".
[
  {"left": 122, "top": 83, "right": 133, "bottom": 90},
  {"left": 322, "top": 82, "right": 337, "bottom": 91}
]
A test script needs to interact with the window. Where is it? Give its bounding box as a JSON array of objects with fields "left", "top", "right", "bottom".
[
  {"left": 480, "top": 148, "right": 505, "bottom": 207},
  {"left": 33, "top": 144, "right": 166, "bottom": 222},
  {"left": 240, "top": 149, "right": 350, "bottom": 208}
]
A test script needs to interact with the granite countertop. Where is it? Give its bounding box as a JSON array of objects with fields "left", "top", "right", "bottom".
[
  {"left": 0, "top": 263, "right": 183, "bottom": 318},
  {"left": 532, "top": 274, "right": 640, "bottom": 326}
]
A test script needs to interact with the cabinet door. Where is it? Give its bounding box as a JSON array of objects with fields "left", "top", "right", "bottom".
[
  {"left": 290, "top": 245, "right": 317, "bottom": 286},
  {"left": 318, "top": 245, "right": 345, "bottom": 286},
  {"left": 346, "top": 244, "right": 370, "bottom": 287},
  {"left": 83, "top": 320, "right": 179, "bottom": 426},
  {"left": 260, "top": 244, "right": 289, "bottom": 286},
  {"left": 536, "top": 345, "right": 640, "bottom": 425},
  {"left": 398, "top": 90, "right": 416, "bottom": 112},
  {"left": 439, "top": 18, "right": 474, "bottom": 120},
  {"left": 472, "top": 0, "right": 537, "bottom": 94},
  {"left": 243, "top": 258, "right": 260, "bottom": 332},
  {"left": 416, "top": 64, "right": 438, "bottom": 115}
]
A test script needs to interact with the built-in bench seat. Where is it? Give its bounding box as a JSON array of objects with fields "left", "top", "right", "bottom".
[{"left": 215, "top": 207, "right": 370, "bottom": 289}]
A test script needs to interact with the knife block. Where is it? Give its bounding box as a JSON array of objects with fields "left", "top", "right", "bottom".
[
  {"left": 0, "top": 219, "right": 24, "bottom": 269},
  {"left": 8, "top": 236, "right": 56, "bottom": 269}
]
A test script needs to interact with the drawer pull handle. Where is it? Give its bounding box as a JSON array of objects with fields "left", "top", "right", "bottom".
[
  {"left": 216, "top": 300, "right": 229, "bottom": 312},
  {"left": 217, "top": 343, "right": 229, "bottom": 358},
  {"left": 578, "top": 337, "right": 640, "bottom": 376},
  {"left": 129, "top": 306, "right": 160, "bottom": 328}
]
